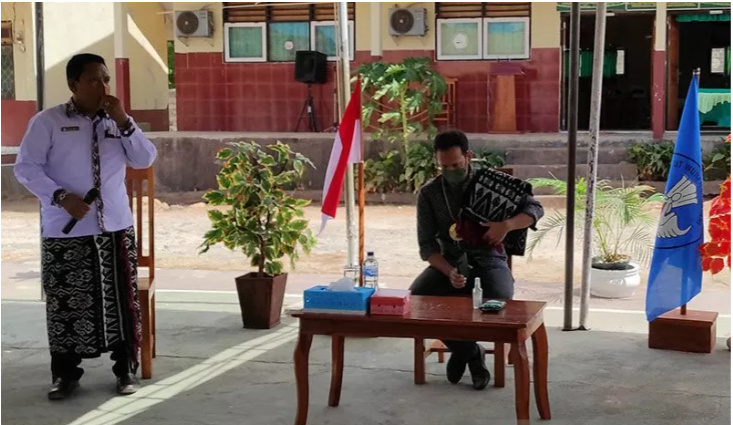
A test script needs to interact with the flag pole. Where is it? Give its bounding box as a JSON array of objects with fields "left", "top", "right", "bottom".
[
  {"left": 578, "top": 2, "right": 607, "bottom": 330},
  {"left": 563, "top": 2, "right": 581, "bottom": 331},
  {"left": 336, "top": 2, "right": 359, "bottom": 270},
  {"left": 681, "top": 68, "right": 701, "bottom": 317}
]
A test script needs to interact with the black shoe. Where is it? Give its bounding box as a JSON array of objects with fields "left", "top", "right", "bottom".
[
  {"left": 48, "top": 377, "right": 80, "bottom": 400},
  {"left": 446, "top": 352, "right": 467, "bottom": 384},
  {"left": 467, "top": 346, "right": 491, "bottom": 390},
  {"left": 115, "top": 374, "right": 139, "bottom": 395}
]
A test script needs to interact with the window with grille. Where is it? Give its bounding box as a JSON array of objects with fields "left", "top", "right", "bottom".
[
  {"left": 1, "top": 21, "right": 14, "bottom": 99},
  {"left": 223, "top": 2, "right": 355, "bottom": 63},
  {"left": 435, "top": 2, "right": 531, "bottom": 61}
]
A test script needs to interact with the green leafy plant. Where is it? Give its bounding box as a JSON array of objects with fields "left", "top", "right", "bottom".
[
  {"left": 627, "top": 142, "right": 674, "bottom": 181},
  {"left": 472, "top": 149, "right": 506, "bottom": 170},
  {"left": 200, "top": 142, "right": 317, "bottom": 277},
  {"left": 357, "top": 57, "right": 447, "bottom": 144},
  {"left": 703, "top": 142, "right": 731, "bottom": 181},
  {"left": 403, "top": 141, "right": 438, "bottom": 192},
  {"left": 364, "top": 149, "right": 403, "bottom": 194},
  {"left": 526, "top": 177, "right": 664, "bottom": 267}
]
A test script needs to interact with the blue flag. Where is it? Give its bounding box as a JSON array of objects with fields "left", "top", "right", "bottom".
[{"left": 645, "top": 77, "right": 704, "bottom": 322}]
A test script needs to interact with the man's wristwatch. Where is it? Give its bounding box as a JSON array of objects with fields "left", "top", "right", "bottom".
[
  {"left": 52, "top": 189, "right": 69, "bottom": 207},
  {"left": 118, "top": 116, "right": 136, "bottom": 137}
]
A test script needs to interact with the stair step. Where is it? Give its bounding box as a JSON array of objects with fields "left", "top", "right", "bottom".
[
  {"left": 511, "top": 163, "right": 639, "bottom": 182},
  {"left": 504, "top": 147, "right": 629, "bottom": 166}
]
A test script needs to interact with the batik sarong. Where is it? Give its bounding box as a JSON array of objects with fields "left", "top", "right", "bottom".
[{"left": 41, "top": 226, "right": 141, "bottom": 373}]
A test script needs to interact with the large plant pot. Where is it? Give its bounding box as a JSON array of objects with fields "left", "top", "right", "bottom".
[
  {"left": 590, "top": 263, "right": 640, "bottom": 299},
  {"left": 235, "top": 272, "right": 288, "bottom": 329}
]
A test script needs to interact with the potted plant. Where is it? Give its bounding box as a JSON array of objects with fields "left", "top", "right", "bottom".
[
  {"left": 201, "top": 141, "right": 317, "bottom": 329},
  {"left": 527, "top": 178, "right": 664, "bottom": 298}
]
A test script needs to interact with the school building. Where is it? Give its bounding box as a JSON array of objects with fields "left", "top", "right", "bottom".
[{"left": 1, "top": 2, "right": 731, "bottom": 150}]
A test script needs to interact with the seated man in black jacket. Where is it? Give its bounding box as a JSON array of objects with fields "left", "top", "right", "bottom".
[{"left": 411, "top": 130, "right": 544, "bottom": 390}]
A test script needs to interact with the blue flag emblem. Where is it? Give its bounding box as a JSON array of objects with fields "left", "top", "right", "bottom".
[{"left": 645, "top": 77, "right": 704, "bottom": 322}]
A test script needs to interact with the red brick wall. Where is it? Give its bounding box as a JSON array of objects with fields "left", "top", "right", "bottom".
[
  {"left": 1, "top": 100, "right": 37, "bottom": 147},
  {"left": 130, "top": 108, "right": 170, "bottom": 131},
  {"left": 175, "top": 48, "right": 560, "bottom": 133}
]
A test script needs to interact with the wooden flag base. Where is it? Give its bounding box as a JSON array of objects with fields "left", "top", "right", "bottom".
[{"left": 648, "top": 309, "right": 718, "bottom": 353}]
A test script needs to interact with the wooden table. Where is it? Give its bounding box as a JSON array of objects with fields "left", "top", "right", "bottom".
[{"left": 291, "top": 296, "right": 551, "bottom": 425}]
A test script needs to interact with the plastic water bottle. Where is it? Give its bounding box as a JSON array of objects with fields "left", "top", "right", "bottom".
[
  {"left": 363, "top": 251, "right": 379, "bottom": 289},
  {"left": 473, "top": 278, "right": 483, "bottom": 309}
]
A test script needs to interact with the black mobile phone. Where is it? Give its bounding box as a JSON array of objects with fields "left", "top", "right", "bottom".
[
  {"left": 457, "top": 253, "right": 470, "bottom": 278},
  {"left": 479, "top": 300, "right": 506, "bottom": 313}
]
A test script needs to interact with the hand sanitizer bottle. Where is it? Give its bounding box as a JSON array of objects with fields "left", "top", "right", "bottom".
[{"left": 473, "top": 278, "right": 483, "bottom": 309}]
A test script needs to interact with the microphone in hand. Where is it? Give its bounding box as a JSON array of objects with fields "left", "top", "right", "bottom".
[{"left": 61, "top": 188, "right": 100, "bottom": 235}]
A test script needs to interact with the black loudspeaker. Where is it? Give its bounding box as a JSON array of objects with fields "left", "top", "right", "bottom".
[{"left": 294, "top": 51, "right": 327, "bottom": 84}]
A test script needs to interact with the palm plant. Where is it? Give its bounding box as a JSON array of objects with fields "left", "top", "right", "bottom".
[{"left": 527, "top": 177, "right": 664, "bottom": 268}]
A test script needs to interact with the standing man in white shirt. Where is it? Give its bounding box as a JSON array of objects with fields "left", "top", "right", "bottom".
[{"left": 14, "top": 53, "right": 157, "bottom": 400}]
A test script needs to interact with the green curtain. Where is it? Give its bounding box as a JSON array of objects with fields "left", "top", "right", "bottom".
[
  {"left": 726, "top": 46, "right": 731, "bottom": 76},
  {"left": 676, "top": 13, "right": 731, "bottom": 23},
  {"left": 565, "top": 49, "right": 620, "bottom": 78}
]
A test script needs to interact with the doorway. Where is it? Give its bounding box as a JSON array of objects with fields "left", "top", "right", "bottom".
[
  {"left": 561, "top": 13, "right": 655, "bottom": 131},
  {"left": 667, "top": 14, "right": 731, "bottom": 131}
]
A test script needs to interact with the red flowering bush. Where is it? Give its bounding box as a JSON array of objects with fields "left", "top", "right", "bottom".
[{"left": 700, "top": 135, "right": 731, "bottom": 275}]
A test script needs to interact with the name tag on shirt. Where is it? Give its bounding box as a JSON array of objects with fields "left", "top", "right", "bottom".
[{"left": 61, "top": 126, "right": 80, "bottom": 132}]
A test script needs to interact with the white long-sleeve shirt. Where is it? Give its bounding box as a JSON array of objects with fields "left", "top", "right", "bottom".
[{"left": 14, "top": 101, "right": 157, "bottom": 238}]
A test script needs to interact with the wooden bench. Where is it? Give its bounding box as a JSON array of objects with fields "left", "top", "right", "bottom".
[
  {"left": 125, "top": 167, "right": 156, "bottom": 380},
  {"left": 415, "top": 167, "right": 517, "bottom": 381}
]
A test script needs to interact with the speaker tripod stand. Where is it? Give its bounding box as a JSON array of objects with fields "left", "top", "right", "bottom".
[{"left": 295, "top": 84, "right": 318, "bottom": 133}]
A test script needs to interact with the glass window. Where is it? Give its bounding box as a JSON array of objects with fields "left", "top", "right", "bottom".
[
  {"left": 311, "top": 21, "right": 354, "bottom": 61},
  {"left": 484, "top": 18, "right": 529, "bottom": 60},
  {"left": 1, "top": 45, "right": 14, "bottom": 99},
  {"left": 225, "top": 23, "right": 266, "bottom": 63},
  {"left": 268, "top": 22, "right": 310, "bottom": 62},
  {"left": 436, "top": 19, "right": 482, "bottom": 61}
]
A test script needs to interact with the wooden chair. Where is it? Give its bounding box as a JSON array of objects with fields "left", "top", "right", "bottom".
[
  {"left": 414, "top": 167, "right": 515, "bottom": 387},
  {"left": 126, "top": 167, "right": 156, "bottom": 380},
  {"left": 434, "top": 77, "right": 457, "bottom": 129}
]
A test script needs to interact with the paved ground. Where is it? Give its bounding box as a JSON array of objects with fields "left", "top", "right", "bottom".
[
  {"left": 3, "top": 199, "right": 730, "bottom": 425},
  {"left": 2, "top": 260, "right": 731, "bottom": 316},
  {"left": 2, "top": 292, "right": 730, "bottom": 425},
  {"left": 2, "top": 199, "right": 730, "bottom": 288}
]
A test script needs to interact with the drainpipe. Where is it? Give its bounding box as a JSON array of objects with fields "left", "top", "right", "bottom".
[
  {"left": 34, "top": 2, "right": 44, "bottom": 301},
  {"left": 34, "top": 2, "right": 44, "bottom": 112}
]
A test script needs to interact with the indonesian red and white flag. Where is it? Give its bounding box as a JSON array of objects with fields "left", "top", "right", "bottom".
[{"left": 320, "top": 79, "right": 362, "bottom": 233}]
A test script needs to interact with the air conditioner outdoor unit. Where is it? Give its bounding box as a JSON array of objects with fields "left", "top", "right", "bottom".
[
  {"left": 388, "top": 8, "right": 427, "bottom": 36},
  {"left": 175, "top": 10, "right": 213, "bottom": 38}
]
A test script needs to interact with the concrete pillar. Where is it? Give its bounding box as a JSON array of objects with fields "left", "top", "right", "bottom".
[
  {"left": 370, "top": 2, "right": 381, "bottom": 59},
  {"left": 113, "top": 2, "right": 130, "bottom": 111},
  {"left": 652, "top": 2, "right": 667, "bottom": 140}
]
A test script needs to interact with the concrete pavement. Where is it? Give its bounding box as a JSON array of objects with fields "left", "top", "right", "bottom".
[
  {"left": 3, "top": 259, "right": 731, "bottom": 315},
  {"left": 2, "top": 259, "right": 730, "bottom": 425},
  {"left": 2, "top": 293, "right": 730, "bottom": 425}
]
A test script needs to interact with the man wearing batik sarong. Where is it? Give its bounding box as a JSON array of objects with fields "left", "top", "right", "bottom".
[{"left": 14, "top": 53, "right": 156, "bottom": 400}]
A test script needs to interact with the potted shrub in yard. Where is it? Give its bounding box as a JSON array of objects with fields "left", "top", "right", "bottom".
[
  {"left": 527, "top": 178, "right": 664, "bottom": 298},
  {"left": 201, "top": 141, "right": 317, "bottom": 329}
]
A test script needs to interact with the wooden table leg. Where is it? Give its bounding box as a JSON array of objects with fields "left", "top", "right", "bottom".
[
  {"left": 494, "top": 342, "right": 505, "bottom": 388},
  {"left": 294, "top": 332, "right": 313, "bottom": 425},
  {"left": 531, "top": 323, "right": 551, "bottom": 420},
  {"left": 511, "top": 340, "right": 530, "bottom": 424},
  {"left": 414, "top": 338, "right": 426, "bottom": 385},
  {"left": 329, "top": 335, "right": 345, "bottom": 407}
]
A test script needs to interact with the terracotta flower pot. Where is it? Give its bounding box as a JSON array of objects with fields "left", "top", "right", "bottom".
[{"left": 235, "top": 272, "right": 288, "bottom": 329}]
